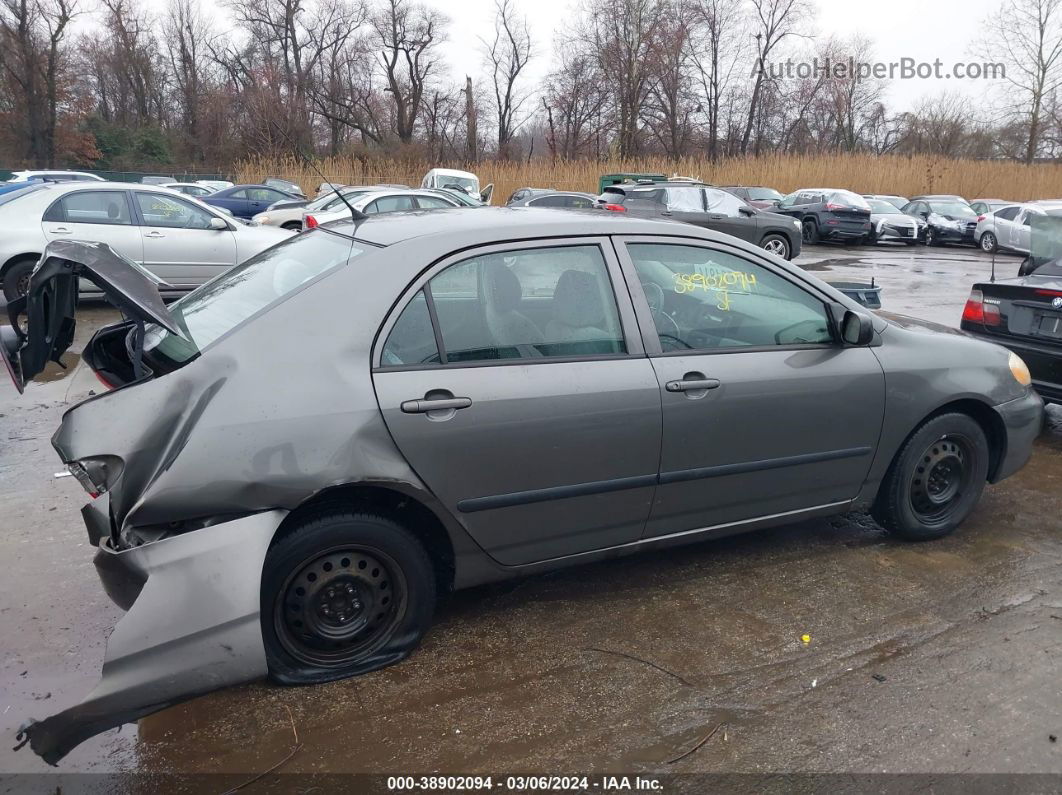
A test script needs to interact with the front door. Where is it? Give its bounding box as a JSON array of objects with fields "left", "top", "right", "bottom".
[
  {"left": 372, "top": 239, "right": 661, "bottom": 566},
  {"left": 132, "top": 191, "right": 237, "bottom": 286},
  {"left": 617, "top": 237, "right": 886, "bottom": 538}
]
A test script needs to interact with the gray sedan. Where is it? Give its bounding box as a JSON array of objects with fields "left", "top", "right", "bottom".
[
  {"left": 2, "top": 209, "right": 1042, "bottom": 763},
  {"left": 866, "top": 198, "right": 924, "bottom": 244}
]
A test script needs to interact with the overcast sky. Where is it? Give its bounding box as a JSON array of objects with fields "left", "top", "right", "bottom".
[{"left": 422, "top": 0, "right": 1003, "bottom": 112}]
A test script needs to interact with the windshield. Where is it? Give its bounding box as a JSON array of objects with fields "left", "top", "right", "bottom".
[
  {"left": 868, "top": 200, "right": 897, "bottom": 213},
  {"left": 746, "top": 188, "right": 782, "bottom": 201},
  {"left": 439, "top": 175, "right": 477, "bottom": 191},
  {"left": 928, "top": 201, "right": 975, "bottom": 217},
  {"left": 144, "top": 230, "right": 362, "bottom": 364},
  {"left": 436, "top": 189, "right": 478, "bottom": 206}
]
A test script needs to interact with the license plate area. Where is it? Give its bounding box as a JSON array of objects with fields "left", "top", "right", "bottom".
[{"left": 1035, "top": 313, "right": 1062, "bottom": 339}]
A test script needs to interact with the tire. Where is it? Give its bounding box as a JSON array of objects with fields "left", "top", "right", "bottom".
[
  {"left": 872, "top": 413, "right": 990, "bottom": 541},
  {"left": 261, "top": 510, "right": 436, "bottom": 685},
  {"left": 925, "top": 227, "right": 939, "bottom": 247},
  {"left": 281, "top": 221, "right": 302, "bottom": 231},
  {"left": 979, "top": 231, "right": 998, "bottom": 253},
  {"left": 802, "top": 219, "right": 820, "bottom": 244},
  {"left": 2, "top": 257, "right": 36, "bottom": 301},
  {"left": 760, "top": 233, "right": 791, "bottom": 259}
]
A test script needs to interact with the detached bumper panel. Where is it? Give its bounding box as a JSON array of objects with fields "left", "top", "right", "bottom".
[{"left": 16, "top": 509, "right": 287, "bottom": 765}]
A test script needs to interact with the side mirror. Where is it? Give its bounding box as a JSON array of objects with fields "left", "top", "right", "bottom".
[
  {"left": 480, "top": 183, "right": 494, "bottom": 205},
  {"left": 842, "top": 309, "right": 874, "bottom": 346},
  {"left": 739, "top": 206, "right": 756, "bottom": 217},
  {"left": 209, "top": 217, "right": 228, "bottom": 230}
]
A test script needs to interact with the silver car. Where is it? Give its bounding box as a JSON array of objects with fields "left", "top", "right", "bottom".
[
  {"left": 2, "top": 209, "right": 1042, "bottom": 763},
  {"left": 253, "top": 186, "right": 393, "bottom": 230},
  {"left": 303, "top": 188, "right": 463, "bottom": 228},
  {"left": 866, "top": 198, "right": 924, "bottom": 244},
  {"left": 976, "top": 202, "right": 1062, "bottom": 254},
  {"left": 0, "top": 181, "right": 292, "bottom": 299}
]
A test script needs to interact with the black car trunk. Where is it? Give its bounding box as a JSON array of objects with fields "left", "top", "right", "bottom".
[{"left": 977, "top": 279, "right": 1062, "bottom": 341}]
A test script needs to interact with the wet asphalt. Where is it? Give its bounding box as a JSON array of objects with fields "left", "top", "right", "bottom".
[{"left": 0, "top": 242, "right": 1060, "bottom": 780}]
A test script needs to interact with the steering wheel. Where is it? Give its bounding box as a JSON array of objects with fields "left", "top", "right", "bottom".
[{"left": 642, "top": 281, "right": 684, "bottom": 344}]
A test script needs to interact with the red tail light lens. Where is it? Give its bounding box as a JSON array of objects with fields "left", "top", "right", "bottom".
[
  {"left": 825, "top": 202, "right": 846, "bottom": 211},
  {"left": 305, "top": 215, "right": 318, "bottom": 229},
  {"left": 602, "top": 203, "right": 626, "bottom": 212},
  {"left": 961, "top": 289, "right": 1001, "bottom": 327},
  {"left": 976, "top": 214, "right": 986, "bottom": 222}
]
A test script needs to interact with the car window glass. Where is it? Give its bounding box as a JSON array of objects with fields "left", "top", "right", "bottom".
[
  {"left": 381, "top": 290, "right": 441, "bottom": 366},
  {"left": 426, "top": 245, "right": 626, "bottom": 363},
  {"left": 628, "top": 243, "right": 832, "bottom": 351},
  {"left": 704, "top": 188, "right": 746, "bottom": 216},
  {"left": 51, "top": 191, "right": 131, "bottom": 225},
  {"left": 666, "top": 187, "right": 704, "bottom": 212},
  {"left": 367, "top": 195, "right": 415, "bottom": 214},
  {"left": 228, "top": 189, "right": 247, "bottom": 199},
  {"left": 995, "top": 206, "right": 1020, "bottom": 221},
  {"left": 415, "top": 195, "right": 455, "bottom": 209},
  {"left": 136, "top": 192, "right": 216, "bottom": 229},
  {"left": 778, "top": 192, "right": 797, "bottom": 207}
]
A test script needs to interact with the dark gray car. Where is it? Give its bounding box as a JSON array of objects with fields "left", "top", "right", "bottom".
[
  {"left": 507, "top": 190, "right": 598, "bottom": 209},
  {"left": 598, "top": 181, "right": 802, "bottom": 259},
  {"left": 1, "top": 209, "right": 1042, "bottom": 763}
]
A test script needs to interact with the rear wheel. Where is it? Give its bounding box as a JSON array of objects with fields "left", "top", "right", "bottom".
[
  {"left": 760, "top": 234, "right": 791, "bottom": 259},
  {"left": 980, "top": 231, "right": 998, "bottom": 253},
  {"left": 802, "top": 219, "right": 820, "bottom": 244},
  {"left": 872, "top": 413, "right": 989, "bottom": 541},
  {"left": 2, "top": 257, "right": 36, "bottom": 301},
  {"left": 262, "top": 510, "right": 436, "bottom": 684},
  {"left": 282, "top": 221, "right": 302, "bottom": 231}
]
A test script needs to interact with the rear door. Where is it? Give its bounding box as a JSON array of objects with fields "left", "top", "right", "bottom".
[
  {"left": 992, "top": 206, "right": 1020, "bottom": 247},
  {"left": 1013, "top": 209, "right": 1037, "bottom": 253},
  {"left": 132, "top": 191, "right": 237, "bottom": 286},
  {"left": 616, "top": 236, "right": 885, "bottom": 538},
  {"left": 372, "top": 238, "right": 662, "bottom": 566},
  {"left": 41, "top": 189, "right": 143, "bottom": 265}
]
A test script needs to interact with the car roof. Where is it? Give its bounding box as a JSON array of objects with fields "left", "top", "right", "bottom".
[
  {"left": 326, "top": 206, "right": 726, "bottom": 247},
  {"left": 427, "top": 168, "right": 477, "bottom": 178}
]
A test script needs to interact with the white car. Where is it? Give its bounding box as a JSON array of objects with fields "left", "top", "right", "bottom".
[
  {"left": 195, "top": 179, "right": 234, "bottom": 192},
  {"left": 254, "top": 185, "right": 400, "bottom": 230},
  {"left": 160, "top": 182, "right": 215, "bottom": 198},
  {"left": 302, "top": 189, "right": 463, "bottom": 229},
  {"left": 6, "top": 170, "right": 104, "bottom": 183},
  {"left": 420, "top": 168, "right": 493, "bottom": 204},
  {"left": 0, "top": 182, "right": 293, "bottom": 300}
]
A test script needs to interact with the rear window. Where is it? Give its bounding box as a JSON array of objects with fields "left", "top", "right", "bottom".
[
  {"left": 746, "top": 187, "right": 782, "bottom": 201},
  {"left": 144, "top": 230, "right": 362, "bottom": 364},
  {"left": 829, "top": 191, "right": 871, "bottom": 210}
]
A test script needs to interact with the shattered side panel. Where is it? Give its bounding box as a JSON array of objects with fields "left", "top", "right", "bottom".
[{"left": 17, "top": 510, "right": 285, "bottom": 765}]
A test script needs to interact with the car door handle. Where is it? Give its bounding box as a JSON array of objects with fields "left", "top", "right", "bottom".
[
  {"left": 665, "top": 378, "right": 721, "bottom": 392},
  {"left": 709, "top": 213, "right": 725, "bottom": 220},
  {"left": 145, "top": 231, "right": 165, "bottom": 238},
  {"left": 47, "top": 227, "right": 71, "bottom": 234},
  {"left": 401, "top": 397, "right": 472, "bottom": 413}
]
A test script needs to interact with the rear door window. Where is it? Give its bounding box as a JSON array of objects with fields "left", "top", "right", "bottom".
[
  {"left": 995, "top": 206, "right": 1020, "bottom": 221},
  {"left": 367, "top": 195, "right": 416, "bottom": 214},
  {"left": 415, "top": 195, "right": 456, "bottom": 209},
  {"left": 45, "top": 191, "right": 132, "bottom": 225}
]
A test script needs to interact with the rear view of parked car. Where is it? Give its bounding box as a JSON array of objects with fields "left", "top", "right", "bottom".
[
  {"left": 598, "top": 181, "right": 802, "bottom": 260},
  {"left": 1, "top": 208, "right": 1042, "bottom": 765},
  {"left": 773, "top": 189, "right": 872, "bottom": 244},
  {"left": 0, "top": 182, "right": 292, "bottom": 299}
]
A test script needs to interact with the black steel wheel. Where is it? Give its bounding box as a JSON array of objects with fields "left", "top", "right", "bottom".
[
  {"left": 2, "top": 258, "right": 36, "bottom": 302},
  {"left": 802, "top": 220, "right": 820, "bottom": 244},
  {"left": 873, "top": 413, "right": 989, "bottom": 541},
  {"left": 262, "top": 510, "right": 436, "bottom": 684},
  {"left": 274, "top": 545, "right": 406, "bottom": 668}
]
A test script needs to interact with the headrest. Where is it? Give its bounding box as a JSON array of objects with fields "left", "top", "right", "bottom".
[{"left": 553, "top": 269, "right": 605, "bottom": 328}]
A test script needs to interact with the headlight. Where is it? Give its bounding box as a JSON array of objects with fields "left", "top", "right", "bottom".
[
  {"left": 792, "top": 219, "right": 801, "bottom": 228},
  {"left": 1009, "top": 352, "right": 1032, "bottom": 387},
  {"left": 255, "top": 215, "right": 269, "bottom": 224}
]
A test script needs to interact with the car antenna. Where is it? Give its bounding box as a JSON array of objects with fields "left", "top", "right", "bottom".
[
  {"left": 991, "top": 248, "right": 996, "bottom": 283},
  {"left": 267, "top": 120, "right": 367, "bottom": 222}
]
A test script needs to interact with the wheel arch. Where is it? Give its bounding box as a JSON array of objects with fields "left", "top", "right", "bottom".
[
  {"left": 886, "top": 398, "right": 1006, "bottom": 486},
  {"left": 271, "top": 481, "right": 457, "bottom": 593},
  {"left": 1, "top": 251, "right": 41, "bottom": 277}
]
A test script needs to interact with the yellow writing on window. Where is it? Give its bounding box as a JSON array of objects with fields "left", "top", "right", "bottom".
[{"left": 673, "top": 270, "right": 756, "bottom": 311}]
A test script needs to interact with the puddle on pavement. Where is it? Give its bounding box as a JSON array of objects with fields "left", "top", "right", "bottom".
[{"left": 32, "top": 352, "right": 82, "bottom": 383}]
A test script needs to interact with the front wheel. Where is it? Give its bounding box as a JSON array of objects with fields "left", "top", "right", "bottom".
[
  {"left": 872, "top": 413, "right": 989, "bottom": 541},
  {"left": 760, "top": 234, "right": 791, "bottom": 259},
  {"left": 925, "top": 227, "right": 940, "bottom": 246},
  {"left": 262, "top": 510, "right": 436, "bottom": 684}
]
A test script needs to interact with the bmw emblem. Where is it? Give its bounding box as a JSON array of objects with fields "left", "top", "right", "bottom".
[{"left": 1053, "top": 297, "right": 1062, "bottom": 310}]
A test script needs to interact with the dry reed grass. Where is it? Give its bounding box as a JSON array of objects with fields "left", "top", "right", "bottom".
[{"left": 235, "top": 152, "right": 1062, "bottom": 205}]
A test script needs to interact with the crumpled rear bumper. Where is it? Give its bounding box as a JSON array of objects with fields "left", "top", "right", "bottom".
[{"left": 16, "top": 509, "right": 287, "bottom": 765}]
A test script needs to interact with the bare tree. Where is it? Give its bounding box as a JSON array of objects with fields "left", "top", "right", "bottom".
[
  {"left": 742, "top": 0, "right": 808, "bottom": 155},
  {"left": 975, "top": 0, "right": 1062, "bottom": 163},
  {"left": 372, "top": 0, "right": 447, "bottom": 144},
  {"left": 481, "top": 0, "right": 533, "bottom": 157},
  {"left": 0, "top": 0, "right": 79, "bottom": 166},
  {"left": 543, "top": 43, "right": 608, "bottom": 159},
  {"left": 163, "top": 0, "right": 215, "bottom": 160},
  {"left": 643, "top": 1, "right": 696, "bottom": 159},
  {"left": 688, "top": 0, "right": 748, "bottom": 159}
]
